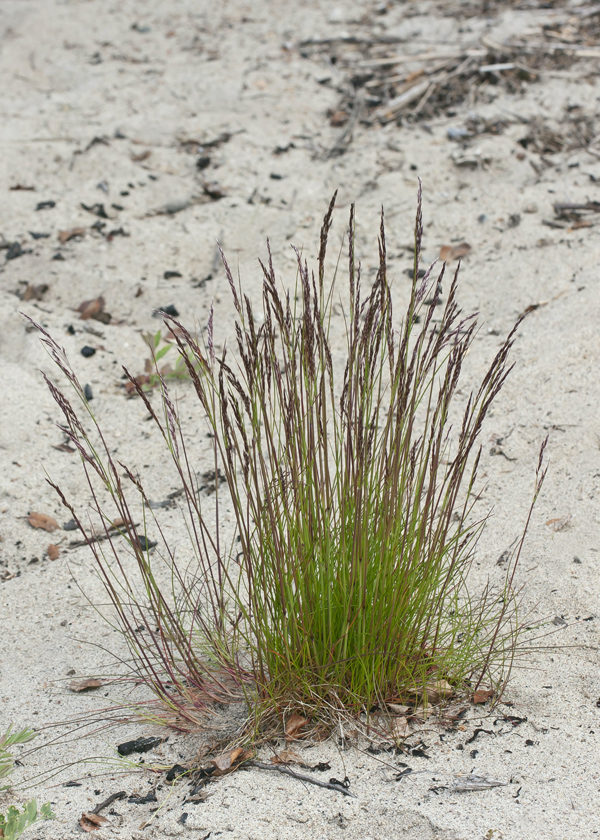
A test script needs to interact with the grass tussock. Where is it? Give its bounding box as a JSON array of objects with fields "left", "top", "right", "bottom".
[{"left": 33, "top": 186, "right": 546, "bottom": 735}]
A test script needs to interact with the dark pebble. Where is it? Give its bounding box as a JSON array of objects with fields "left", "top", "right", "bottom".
[
  {"left": 84, "top": 384, "right": 93, "bottom": 401},
  {"left": 135, "top": 534, "right": 157, "bottom": 551},
  {"left": 6, "top": 242, "right": 25, "bottom": 260},
  {"left": 163, "top": 271, "right": 182, "bottom": 280},
  {"left": 63, "top": 519, "right": 79, "bottom": 531},
  {"left": 35, "top": 200, "right": 56, "bottom": 210},
  {"left": 196, "top": 155, "right": 211, "bottom": 170},
  {"left": 52, "top": 252, "right": 65, "bottom": 261},
  {"left": 81, "top": 346, "right": 96, "bottom": 357},
  {"left": 158, "top": 304, "right": 179, "bottom": 317},
  {"left": 29, "top": 231, "right": 50, "bottom": 240}
]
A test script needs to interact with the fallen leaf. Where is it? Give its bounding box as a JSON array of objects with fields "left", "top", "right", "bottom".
[
  {"left": 47, "top": 544, "right": 60, "bottom": 561},
  {"left": 70, "top": 678, "right": 103, "bottom": 692},
  {"left": 78, "top": 295, "right": 105, "bottom": 320},
  {"left": 53, "top": 443, "right": 76, "bottom": 453},
  {"left": 411, "top": 705, "right": 434, "bottom": 720},
  {"left": 80, "top": 813, "right": 108, "bottom": 832},
  {"left": 545, "top": 516, "right": 571, "bottom": 532},
  {"left": 329, "top": 110, "right": 349, "bottom": 127},
  {"left": 391, "top": 716, "right": 410, "bottom": 738},
  {"left": 473, "top": 688, "right": 494, "bottom": 704},
  {"left": 270, "top": 750, "right": 302, "bottom": 765},
  {"left": 285, "top": 713, "right": 308, "bottom": 740},
  {"left": 424, "top": 679, "right": 454, "bottom": 704},
  {"left": 22, "top": 283, "right": 49, "bottom": 301},
  {"left": 201, "top": 180, "right": 227, "bottom": 200},
  {"left": 439, "top": 242, "right": 471, "bottom": 261},
  {"left": 388, "top": 703, "right": 411, "bottom": 716},
  {"left": 442, "top": 704, "right": 468, "bottom": 722},
  {"left": 210, "top": 747, "right": 252, "bottom": 775},
  {"left": 58, "top": 227, "right": 86, "bottom": 244},
  {"left": 28, "top": 511, "right": 59, "bottom": 532}
]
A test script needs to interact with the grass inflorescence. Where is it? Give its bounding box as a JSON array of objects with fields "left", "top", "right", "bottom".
[{"left": 33, "top": 186, "right": 546, "bottom": 736}]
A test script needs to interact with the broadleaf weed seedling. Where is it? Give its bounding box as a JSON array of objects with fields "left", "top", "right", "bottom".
[
  {"left": 33, "top": 186, "right": 546, "bottom": 740},
  {"left": 0, "top": 727, "right": 54, "bottom": 840}
]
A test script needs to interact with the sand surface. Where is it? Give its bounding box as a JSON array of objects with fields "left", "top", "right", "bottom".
[{"left": 1, "top": 1, "right": 599, "bottom": 838}]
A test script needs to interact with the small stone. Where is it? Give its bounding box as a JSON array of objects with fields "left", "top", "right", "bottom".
[{"left": 81, "top": 346, "right": 96, "bottom": 357}]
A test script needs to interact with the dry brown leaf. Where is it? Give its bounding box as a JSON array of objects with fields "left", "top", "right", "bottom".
[
  {"left": 329, "top": 110, "right": 349, "bottom": 127},
  {"left": 439, "top": 242, "right": 471, "bottom": 261},
  {"left": 411, "top": 705, "right": 434, "bottom": 720},
  {"left": 473, "top": 688, "right": 495, "bottom": 704},
  {"left": 70, "top": 678, "right": 103, "bottom": 692},
  {"left": 545, "top": 516, "right": 572, "bottom": 532},
  {"left": 22, "top": 283, "right": 49, "bottom": 301},
  {"left": 284, "top": 713, "right": 308, "bottom": 740},
  {"left": 388, "top": 703, "right": 411, "bottom": 716},
  {"left": 80, "top": 813, "right": 108, "bottom": 832},
  {"left": 424, "top": 679, "right": 454, "bottom": 704},
  {"left": 58, "top": 227, "right": 86, "bottom": 244},
  {"left": 131, "top": 149, "right": 152, "bottom": 162},
  {"left": 78, "top": 295, "right": 105, "bottom": 320},
  {"left": 442, "top": 704, "right": 468, "bottom": 722},
  {"left": 391, "top": 716, "right": 410, "bottom": 738},
  {"left": 210, "top": 747, "right": 252, "bottom": 775},
  {"left": 28, "top": 511, "right": 59, "bottom": 532},
  {"left": 270, "top": 750, "right": 302, "bottom": 765},
  {"left": 47, "top": 544, "right": 60, "bottom": 561}
]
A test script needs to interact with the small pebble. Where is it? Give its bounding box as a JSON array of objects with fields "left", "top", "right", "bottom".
[
  {"left": 84, "top": 384, "right": 93, "bottom": 401},
  {"left": 81, "top": 346, "right": 96, "bottom": 357},
  {"left": 524, "top": 203, "right": 538, "bottom": 213}
]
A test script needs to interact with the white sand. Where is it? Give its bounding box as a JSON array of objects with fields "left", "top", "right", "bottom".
[{"left": 1, "top": 1, "right": 599, "bottom": 838}]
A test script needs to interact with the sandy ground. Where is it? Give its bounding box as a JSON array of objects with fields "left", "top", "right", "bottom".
[{"left": 1, "top": 0, "right": 599, "bottom": 838}]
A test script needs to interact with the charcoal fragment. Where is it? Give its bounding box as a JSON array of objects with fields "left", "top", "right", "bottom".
[{"left": 118, "top": 736, "right": 162, "bottom": 756}]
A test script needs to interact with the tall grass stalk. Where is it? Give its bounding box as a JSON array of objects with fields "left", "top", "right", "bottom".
[{"left": 34, "top": 187, "right": 545, "bottom": 730}]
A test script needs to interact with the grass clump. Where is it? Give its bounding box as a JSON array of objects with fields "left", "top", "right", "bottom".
[{"left": 35, "top": 186, "right": 545, "bottom": 734}]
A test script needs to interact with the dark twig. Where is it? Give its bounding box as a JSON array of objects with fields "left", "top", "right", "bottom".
[
  {"left": 244, "top": 760, "right": 357, "bottom": 798},
  {"left": 91, "top": 791, "right": 126, "bottom": 815}
]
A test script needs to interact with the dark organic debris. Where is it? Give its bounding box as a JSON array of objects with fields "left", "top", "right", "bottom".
[
  {"left": 128, "top": 789, "right": 157, "bottom": 805},
  {"left": 157, "top": 304, "right": 180, "bottom": 317},
  {"left": 6, "top": 242, "right": 27, "bottom": 260},
  {"left": 465, "top": 727, "right": 494, "bottom": 745},
  {"left": 246, "top": 760, "right": 357, "bottom": 798},
  {"left": 35, "top": 200, "right": 56, "bottom": 210},
  {"left": 81, "top": 202, "right": 109, "bottom": 218},
  {"left": 163, "top": 271, "right": 182, "bottom": 280},
  {"left": 165, "top": 764, "right": 188, "bottom": 782},
  {"left": 91, "top": 791, "right": 126, "bottom": 815},
  {"left": 117, "top": 736, "right": 163, "bottom": 756},
  {"left": 135, "top": 534, "right": 157, "bottom": 551}
]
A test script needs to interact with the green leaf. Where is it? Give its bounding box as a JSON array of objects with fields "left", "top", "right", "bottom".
[
  {"left": 0, "top": 800, "right": 54, "bottom": 840},
  {"left": 155, "top": 344, "right": 171, "bottom": 362}
]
